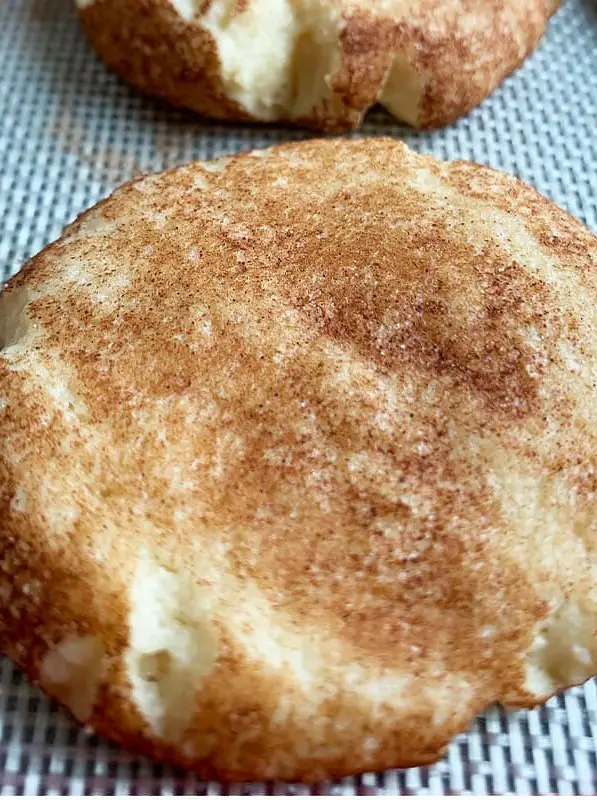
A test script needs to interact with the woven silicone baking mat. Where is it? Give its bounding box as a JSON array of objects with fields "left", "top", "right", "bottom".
[{"left": 1, "top": 0, "right": 597, "bottom": 794}]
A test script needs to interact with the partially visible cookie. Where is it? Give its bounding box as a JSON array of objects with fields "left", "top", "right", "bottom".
[{"left": 75, "top": 0, "right": 560, "bottom": 131}]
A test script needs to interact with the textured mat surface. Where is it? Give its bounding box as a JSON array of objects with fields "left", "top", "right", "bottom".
[{"left": 1, "top": 0, "right": 597, "bottom": 793}]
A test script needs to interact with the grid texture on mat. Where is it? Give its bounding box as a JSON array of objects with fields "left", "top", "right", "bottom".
[{"left": 0, "top": 0, "right": 596, "bottom": 794}]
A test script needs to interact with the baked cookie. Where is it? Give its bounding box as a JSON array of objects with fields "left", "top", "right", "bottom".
[
  {"left": 75, "top": 0, "right": 561, "bottom": 131},
  {"left": 1, "top": 138, "right": 596, "bottom": 782}
]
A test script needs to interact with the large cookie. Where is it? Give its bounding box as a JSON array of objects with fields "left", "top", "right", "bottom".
[
  {"left": 75, "top": 0, "right": 560, "bottom": 130},
  {"left": 1, "top": 138, "right": 596, "bottom": 782}
]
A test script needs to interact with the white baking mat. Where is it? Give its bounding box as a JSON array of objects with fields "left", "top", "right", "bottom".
[{"left": 1, "top": 0, "right": 597, "bottom": 793}]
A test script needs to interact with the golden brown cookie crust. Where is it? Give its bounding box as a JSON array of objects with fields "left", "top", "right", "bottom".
[{"left": 1, "top": 138, "right": 597, "bottom": 782}]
